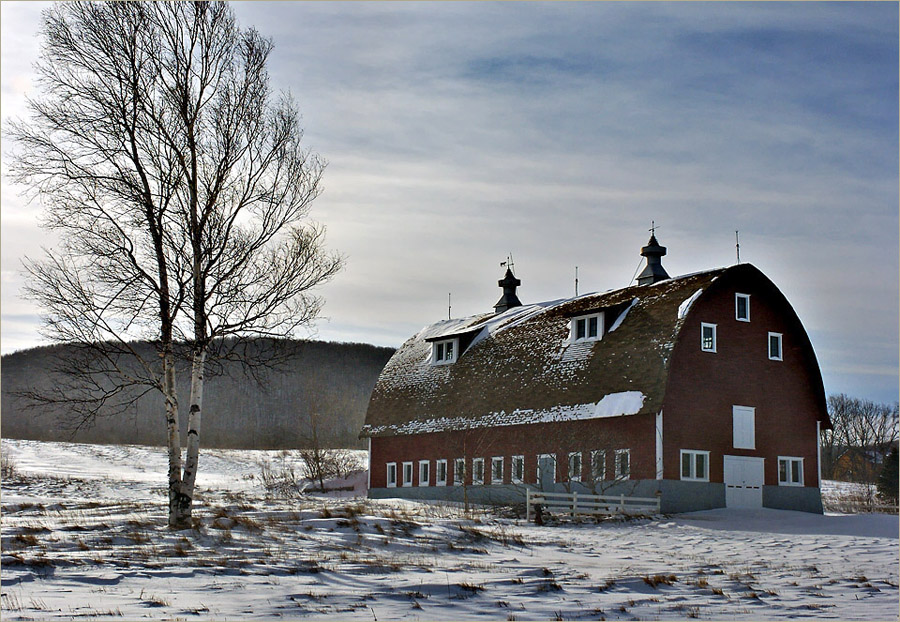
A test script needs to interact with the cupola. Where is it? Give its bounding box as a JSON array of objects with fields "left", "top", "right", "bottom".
[
  {"left": 637, "top": 233, "right": 670, "bottom": 286},
  {"left": 494, "top": 267, "right": 522, "bottom": 313}
]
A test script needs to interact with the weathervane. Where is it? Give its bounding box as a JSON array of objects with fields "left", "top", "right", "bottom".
[
  {"left": 649, "top": 220, "right": 659, "bottom": 236},
  {"left": 500, "top": 253, "right": 515, "bottom": 275}
]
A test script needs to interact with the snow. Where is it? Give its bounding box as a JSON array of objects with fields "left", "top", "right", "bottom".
[
  {"left": 607, "top": 297, "right": 638, "bottom": 332},
  {"left": 2, "top": 438, "right": 897, "bottom": 621},
  {"left": 592, "top": 390, "right": 645, "bottom": 418},
  {"left": 363, "top": 391, "right": 647, "bottom": 436},
  {"left": 677, "top": 288, "right": 704, "bottom": 319}
]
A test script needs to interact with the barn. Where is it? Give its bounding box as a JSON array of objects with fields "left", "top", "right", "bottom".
[{"left": 361, "top": 234, "right": 831, "bottom": 513}]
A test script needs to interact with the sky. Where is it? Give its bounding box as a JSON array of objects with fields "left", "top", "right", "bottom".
[{"left": 1, "top": 2, "right": 898, "bottom": 404}]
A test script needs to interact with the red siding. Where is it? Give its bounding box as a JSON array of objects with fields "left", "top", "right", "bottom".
[
  {"left": 370, "top": 414, "right": 656, "bottom": 488},
  {"left": 663, "top": 273, "right": 824, "bottom": 487}
]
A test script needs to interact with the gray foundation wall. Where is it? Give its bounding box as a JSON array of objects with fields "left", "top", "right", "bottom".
[
  {"left": 369, "top": 479, "right": 824, "bottom": 514},
  {"left": 763, "top": 485, "right": 824, "bottom": 514}
]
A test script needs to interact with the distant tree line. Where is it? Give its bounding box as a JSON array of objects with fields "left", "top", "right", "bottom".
[
  {"left": 1, "top": 339, "right": 393, "bottom": 450},
  {"left": 820, "top": 393, "right": 898, "bottom": 493}
]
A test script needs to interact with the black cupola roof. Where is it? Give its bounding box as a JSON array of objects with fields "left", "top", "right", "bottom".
[
  {"left": 494, "top": 268, "right": 522, "bottom": 313},
  {"left": 637, "top": 234, "right": 670, "bottom": 286}
]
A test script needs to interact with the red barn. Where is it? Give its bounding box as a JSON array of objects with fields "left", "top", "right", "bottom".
[{"left": 361, "top": 235, "right": 831, "bottom": 513}]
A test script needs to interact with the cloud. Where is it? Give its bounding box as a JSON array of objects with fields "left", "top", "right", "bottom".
[{"left": 2, "top": 2, "right": 897, "bottom": 403}]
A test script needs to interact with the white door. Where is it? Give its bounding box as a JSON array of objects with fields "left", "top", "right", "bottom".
[
  {"left": 537, "top": 454, "right": 556, "bottom": 491},
  {"left": 723, "top": 456, "right": 764, "bottom": 508}
]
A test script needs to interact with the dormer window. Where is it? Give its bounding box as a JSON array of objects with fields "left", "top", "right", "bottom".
[
  {"left": 432, "top": 338, "right": 458, "bottom": 365},
  {"left": 570, "top": 312, "right": 604, "bottom": 343}
]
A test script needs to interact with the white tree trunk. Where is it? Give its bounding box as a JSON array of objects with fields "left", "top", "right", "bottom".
[
  {"left": 178, "top": 347, "right": 207, "bottom": 526},
  {"left": 163, "top": 351, "right": 185, "bottom": 528}
]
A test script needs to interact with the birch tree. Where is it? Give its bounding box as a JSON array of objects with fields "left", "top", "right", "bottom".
[{"left": 8, "top": 1, "right": 341, "bottom": 528}]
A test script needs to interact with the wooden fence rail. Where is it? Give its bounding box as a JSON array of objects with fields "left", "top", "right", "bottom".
[{"left": 526, "top": 489, "right": 660, "bottom": 521}]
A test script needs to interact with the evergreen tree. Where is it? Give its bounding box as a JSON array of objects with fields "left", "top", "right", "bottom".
[{"left": 876, "top": 446, "right": 898, "bottom": 504}]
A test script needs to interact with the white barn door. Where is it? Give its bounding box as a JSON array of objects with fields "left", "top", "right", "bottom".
[{"left": 723, "top": 456, "right": 764, "bottom": 508}]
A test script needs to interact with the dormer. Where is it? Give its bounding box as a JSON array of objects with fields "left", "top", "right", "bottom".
[
  {"left": 569, "top": 311, "right": 604, "bottom": 343},
  {"left": 431, "top": 338, "right": 458, "bottom": 365}
]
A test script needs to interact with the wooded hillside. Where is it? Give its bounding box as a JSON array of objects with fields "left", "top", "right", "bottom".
[{"left": 1, "top": 340, "right": 394, "bottom": 449}]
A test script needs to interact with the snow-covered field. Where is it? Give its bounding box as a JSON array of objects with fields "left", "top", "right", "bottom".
[{"left": 2, "top": 439, "right": 897, "bottom": 620}]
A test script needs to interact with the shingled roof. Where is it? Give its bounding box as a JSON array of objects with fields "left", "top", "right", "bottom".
[{"left": 361, "top": 266, "right": 731, "bottom": 438}]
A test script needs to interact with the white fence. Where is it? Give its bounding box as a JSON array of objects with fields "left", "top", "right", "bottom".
[{"left": 526, "top": 489, "right": 660, "bottom": 521}]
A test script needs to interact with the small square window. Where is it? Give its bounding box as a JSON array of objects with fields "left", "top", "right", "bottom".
[
  {"left": 769, "top": 332, "right": 783, "bottom": 361},
  {"left": 436, "top": 459, "right": 448, "bottom": 486},
  {"left": 735, "top": 293, "right": 750, "bottom": 322},
  {"left": 511, "top": 455, "right": 525, "bottom": 483},
  {"left": 402, "top": 461, "right": 414, "bottom": 487},
  {"left": 472, "top": 457, "right": 485, "bottom": 485},
  {"left": 386, "top": 462, "right": 397, "bottom": 488},
  {"left": 570, "top": 313, "right": 604, "bottom": 343},
  {"left": 568, "top": 451, "right": 582, "bottom": 482},
  {"left": 418, "top": 460, "right": 430, "bottom": 486},
  {"left": 778, "top": 457, "right": 803, "bottom": 486},
  {"left": 432, "top": 338, "right": 458, "bottom": 365},
  {"left": 453, "top": 458, "right": 465, "bottom": 485},
  {"left": 591, "top": 450, "right": 606, "bottom": 481},
  {"left": 701, "top": 323, "right": 717, "bottom": 352},
  {"left": 615, "top": 449, "right": 630, "bottom": 479},
  {"left": 491, "top": 456, "right": 504, "bottom": 484},
  {"left": 680, "top": 450, "right": 710, "bottom": 481}
]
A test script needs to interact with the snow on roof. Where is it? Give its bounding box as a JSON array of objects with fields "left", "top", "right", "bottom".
[
  {"left": 364, "top": 267, "right": 731, "bottom": 437},
  {"left": 677, "top": 288, "right": 704, "bottom": 320},
  {"left": 361, "top": 390, "right": 646, "bottom": 436}
]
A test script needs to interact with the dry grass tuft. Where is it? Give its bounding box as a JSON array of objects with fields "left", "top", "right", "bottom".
[{"left": 643, "top": 574, "right": 677, "bottom": 588}]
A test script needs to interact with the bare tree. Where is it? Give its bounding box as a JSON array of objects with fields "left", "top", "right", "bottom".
[
  {"left": 7, "top": 2, "right": 340, "bottom": 528},
  {"left": 821, "top": 393, "right": 899, "bottom": 483}
]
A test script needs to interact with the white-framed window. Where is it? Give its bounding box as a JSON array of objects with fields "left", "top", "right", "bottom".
[
  {"left": 402, "top": 461, "right": 414, "bottom": 487},
  {"left": 680, "top": 450, "right": 710, "bottom": 481},
  {"left": 701, "top": 322, "right": 717, "bottom": 352},
  {"left": 568, "top": 451, "right": 582, "bottom": 482},
  {"left": 615, "top": 449, "right": 630, "bottom": 479},
  {"left": 733, "top": 405, "right": 756, "bottom": 450},
  {"left": 386, "top": 462, "right": 397, "bottom": 488},
  {"left": 778, "top": 456, "right": 804, "bottom": 486},
  {"left": 418, "top": 460, "right": 430, "bottom": 487},
  {"left": 491, "top": 456, "right": 504, "bottom": 484},
  {"left": 432, "top": 338, "right": 458, "bottom": 365},
  {"left": 472, "top": 457, "right": 485, "bottom": 485},
  {"left": 453, "top": 457, "right": 465, "bottom": 485},
  {"left": 511, "top": 455, "right": 525, "bottom": 483},
  {"left": 537, "top": 453, "right": 556, "bottom": 486},
  {"left": 768, "top": 332, "right": 783, "bottom": 361},
  {"left": 591, "top": 450, "right": 606, "bottom": 481},
  {"left": 570, "top": 312, "right": 604, "bottom": 343},
  {"left": 435, "top": 459, "right": 448, "bottom": 486},
  {"left": 735, "top": 293, "right": 750, "bottom": 322}
]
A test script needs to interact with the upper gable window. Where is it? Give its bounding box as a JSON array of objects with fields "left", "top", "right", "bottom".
[
  {"left": 733, "top": 405, "right": 756, "bottom": 450},
  {"left": 701, "top": 322, "right": 717, "bottom": 352},
  {"left": 768, "top": 332, "right": 783, "bottom": 361},
  {"left": 570, "top": 312, "right": 604, "bottom": 343},
  {"left": 735, "top": 293, "right": 750, "bottom": 322},
  {"left": 432, "top": 338, "right": 458, "bottom": 365}
]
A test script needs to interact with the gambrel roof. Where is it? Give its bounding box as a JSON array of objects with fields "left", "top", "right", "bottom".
[{"left": 362, "top": 266, "right": 738, "bottom": 438}]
